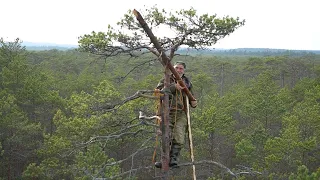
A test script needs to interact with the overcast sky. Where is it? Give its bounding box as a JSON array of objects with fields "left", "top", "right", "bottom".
[{"left": 2, "top": 0, "right": 319, "bottom": 50}]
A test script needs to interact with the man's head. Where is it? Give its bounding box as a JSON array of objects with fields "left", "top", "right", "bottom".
[{"left": 174, "top": 61, "right": 186, "bottom": 77}]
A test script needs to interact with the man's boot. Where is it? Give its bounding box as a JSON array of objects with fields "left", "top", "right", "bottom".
[
  {"left": 154, "top": 161, "right": 162, "bottom": 168},
  {"left": 169, "top": 144, "right": 181, "bottom": 168},
  {"left": 154, "top": 144, "right": 181, "bottom": 168}
]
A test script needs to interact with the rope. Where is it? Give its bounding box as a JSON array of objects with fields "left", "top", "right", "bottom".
[
  {"left": 152, "top": 89, "right": 162, "bottom": 163},
  {"left": 171, "top": 87, "right": 184, "bottom": 145},
  {"left": 152, "top": 84, "right": 185, "bottom": 163},
  {"left": 171, "top": 88, "right": 179, "bottom": 151}
]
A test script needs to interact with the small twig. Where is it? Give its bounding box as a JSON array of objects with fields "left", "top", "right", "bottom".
[
  {"left": 119, "top": 59, "right": 157, "bottom": 81},
  {"left": 106, "top": 160, "right": 262, "bottom": 179},
  {"left": 235, "top": 165, "right": 263, "bottom": 176},
  {"left": 94, "top": 137, "right": 154, "bottom": 178},
  {"left": 93, "top": 90, "right": 163, "bottom": 113},
  {"left": 82, "top": 129, "right": 153, "bottom": 146},
  {"left": 108, "top": 165, "right": 154, "bottom": 180},
  {"left": 178, "top": 160, "right": 236, "bottom": 177}
]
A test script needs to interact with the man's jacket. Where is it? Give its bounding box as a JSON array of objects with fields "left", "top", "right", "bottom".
[{"left": 156, "top": 74, "right": 194, "bottom": 111}]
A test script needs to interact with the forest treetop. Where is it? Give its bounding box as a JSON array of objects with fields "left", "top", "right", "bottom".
[{"left": 78, "top": 6, "right": 245, "bottom": 58}]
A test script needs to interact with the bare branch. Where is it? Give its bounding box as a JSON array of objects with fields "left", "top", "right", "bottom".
[
  {"left": 106, "top": 160, "right": 262, "bottom": 179},
  {"left": 108, "top": 166, "right": 154, "bottom": 180},
  {"left": 108, "top": 117, "right": 158, "bottom": 138},
  {"left": 82, "top": 111, "right": 161, "bottom": 147},
  {"left": 178, "top": 160, "right": 236, "bottom": 177},
  {"left": 235, "top": 165, "right": 263, "bottom": 176},
  {"left": 94, "top": 137, "right": 154, "bottom": 178},
  {"left": 83, "top": 128, "right": 154, "bottom": 146},
  {"left": 92, "top": 90, "right": 163, "bottom": 113},
  {"left": 118, "top": 59, "right": 158, "bottom": 81}
]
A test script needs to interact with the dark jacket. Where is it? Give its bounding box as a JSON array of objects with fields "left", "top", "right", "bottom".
[{"left": 156, "top": 74, "right": 194, "bottom": 111}]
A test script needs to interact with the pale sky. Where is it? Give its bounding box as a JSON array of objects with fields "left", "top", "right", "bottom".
[{"left": 1, "top": 0, "right": 319, "bottom": 50}]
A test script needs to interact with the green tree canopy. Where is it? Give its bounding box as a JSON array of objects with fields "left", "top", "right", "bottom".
[{"left": 78, "top": 6, "right": 245, "bottom": 60}]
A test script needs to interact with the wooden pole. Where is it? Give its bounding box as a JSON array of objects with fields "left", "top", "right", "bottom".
[
  {"left": 132, "top": 9, "right": 196, "bottom": 101},
  {"left": 186, "top": 96, "right": 197, "bottom": 180}
]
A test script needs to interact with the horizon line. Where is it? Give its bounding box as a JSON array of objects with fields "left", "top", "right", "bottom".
[{"left": 20, "top": 41, "right": 320, "bottom": 51}]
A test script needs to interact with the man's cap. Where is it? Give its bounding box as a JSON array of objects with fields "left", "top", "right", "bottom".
[{"left": 174, "top": 61, "right": 186, "bottom": 69}]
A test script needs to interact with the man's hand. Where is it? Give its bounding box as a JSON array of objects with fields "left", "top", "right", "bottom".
[
  {"left": 175, "top": 83, "right": 185, "bottom": 91},
  {"left": 190, "top": 100, "right": 197, "bottom": 108}
]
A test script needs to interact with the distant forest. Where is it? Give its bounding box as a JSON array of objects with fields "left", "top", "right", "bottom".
[
  {"left": 24, "top": 43, "right": 320, "bottom": 56},
  {"left": 1, "top": 39, "right": 320, "bottom": 179},
  {"left": 177, "top": 48, "right": 320, "bottom": 56}
]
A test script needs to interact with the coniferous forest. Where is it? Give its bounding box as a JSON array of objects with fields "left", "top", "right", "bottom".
[{"left": 1, "top": 37, "right": 320, "bottom": 179}]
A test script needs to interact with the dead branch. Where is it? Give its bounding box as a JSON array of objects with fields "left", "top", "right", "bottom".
[
  {"left": 94, "top": 137, "right": 154, "bottom": 178},
  {"left": 120, "top": 90, "right": 161, "bottom": 105},
  {"left": 83, "top": 128, "right": 154, "bottom": 146},
  {"left": 110, "top": 118, "right": 158, "bottom": 137},
  {"left": 178, "top": 160, "right": 236, "bottom": 177},
  {"left": 82, "top": 111, "right": 161, "bottom": 146},
  {"left": 105, "top": 160, "right": 262, "bottom": 179},
  {"left": 92, "top": 89, "right": 163, "bottom": 113},
  {"left": 109, "top": 117, "right": 137, "bottom": 128},
  {"left": 235, "top": 165, "right": 263, "bottom": 176},
  {"left": 108, "top": 166, "right": 154, "bottom": 180},
  {"left": 126, "top": 89, "right": 160, "bottom": 100},
  {"left": 118, "top": 59, "right": 158, "bottom": 82}
]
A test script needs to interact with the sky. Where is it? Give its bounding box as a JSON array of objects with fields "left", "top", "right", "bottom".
[{"left": 1, "top": 0, "right": 319, "bottom": 50}]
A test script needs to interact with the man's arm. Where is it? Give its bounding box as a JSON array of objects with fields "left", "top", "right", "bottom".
[
  {"left": 156, "top": 78, "right": 180, "bottom": 93},
  {"left": 188, "top": 81, "right": 197, "bottom": 108}
]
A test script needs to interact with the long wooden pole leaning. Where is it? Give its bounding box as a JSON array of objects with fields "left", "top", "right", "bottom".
[
  {"left": 132, "top": 9, "right": 171, "bottom": 175},
  {"left": 132, "top": 9, "right": 196, "bottom": 101},
  {"left": 186, "top": 96, "right": 197, "bottom": 180}
]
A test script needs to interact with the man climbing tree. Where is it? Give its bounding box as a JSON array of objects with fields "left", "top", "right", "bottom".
[{"left": 154, "top": 61, "right": 197, "bottom": 169}]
